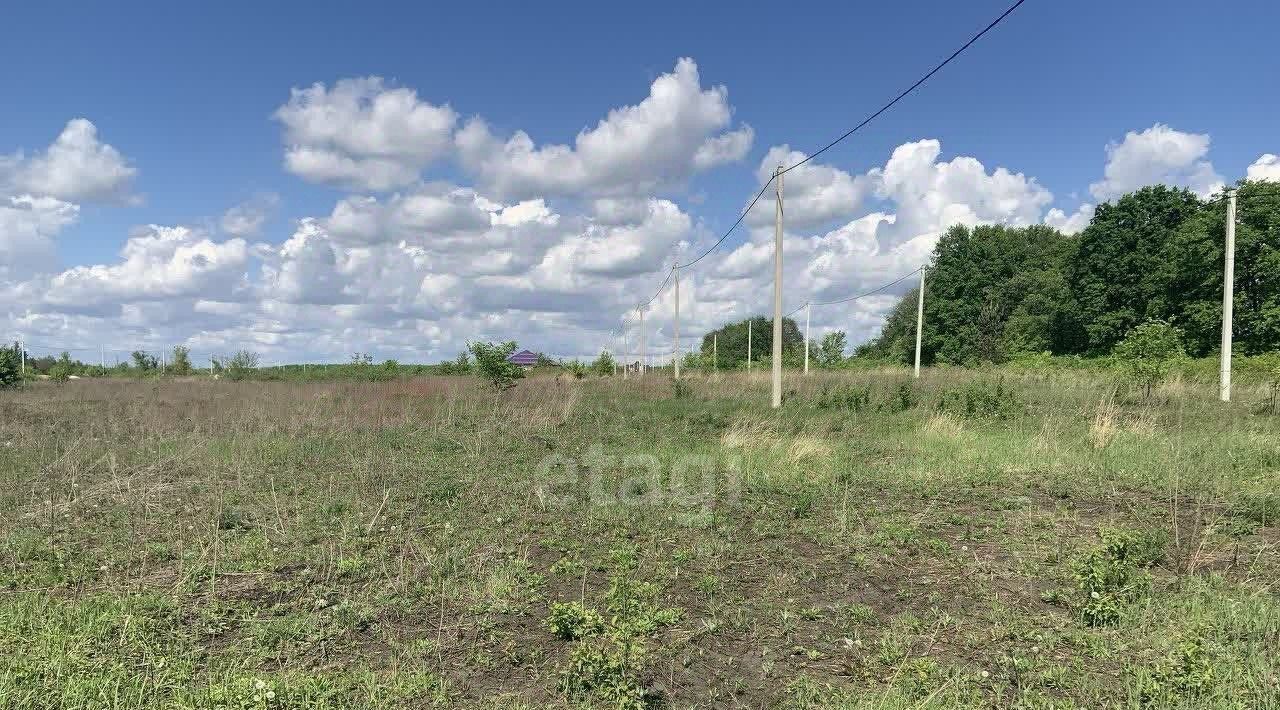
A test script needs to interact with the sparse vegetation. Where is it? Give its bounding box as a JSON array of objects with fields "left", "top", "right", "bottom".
[{"left": 1, "top": 367, "right": 1277, "bottom": 707}]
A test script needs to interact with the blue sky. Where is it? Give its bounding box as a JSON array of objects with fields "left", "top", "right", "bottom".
[{"left": 2, "top": 0, "right": 1278, "bottom": 363}]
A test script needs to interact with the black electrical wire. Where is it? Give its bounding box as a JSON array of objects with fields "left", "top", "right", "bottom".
[{"left": 780, "top": 0, "right": 1029, "bottom": 175}]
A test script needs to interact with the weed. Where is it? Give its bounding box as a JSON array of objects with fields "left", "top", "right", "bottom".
[
  {"left": 1137, "top": 636, "right": 1216, "bottom": 705},
  {"left": 546, "top": 601, "right": 605, "bottom": 640},
  {"left": 1073, "top": 527, "right": 1167, "bottom": 626}
]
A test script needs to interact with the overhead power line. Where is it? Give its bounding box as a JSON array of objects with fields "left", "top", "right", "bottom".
[
  {"left": 810, "top": 267, "right": 924, "bottom": 306},
  {"left": 780, "top": 0, "right": 1029, "bottom": 176},
  {"left": 676, "top": 180, "right": 776, "bottom": 270},
  {"left": 633, "top": 0, "right": 1028, "bottom": 317},
  {"left": 783, "top": 267, "right": 923, "bottom": 318}
]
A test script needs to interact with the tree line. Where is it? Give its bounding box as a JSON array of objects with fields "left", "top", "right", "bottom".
[{"left": 857, "top": 181, "right": 1280, "bottom": 365}]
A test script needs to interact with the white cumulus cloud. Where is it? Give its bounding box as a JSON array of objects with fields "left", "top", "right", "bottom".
[
  {"left": 45, "top": 225, "right": 249, "bottom": 308},
  {"left": 1089, "top": 123, "right": 1223, "bottom": 201},
  {"left": 275, "top": 77, "right": 457, "bottom": 191},
  {"left": 5, "top": 119, "right": 136, "bottom": 203},
  {"left": 1246, "top": 153, "right": 1280, "bottom": 182},
  {"left": 455, "top": 58, "right": 751, "bottom": 199}
]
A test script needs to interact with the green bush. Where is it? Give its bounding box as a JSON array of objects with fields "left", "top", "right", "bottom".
[
  {"left": 0, "top": 346, "right": 20, "bottom": 389},
  {"left": 1113, "top": 320, "right": 1185, "bottom": 398},
  {"left": 589, "top": 350, "right": 616, "bottom": 376},
  {"left": 935, "top": 379, "right": 1021, "bottom": 419},
  {"left": 468, "top": 340, "right": 525, "bottom": 391},
  {"left": 814, "top": 384, "right": 871, "bottom": 412}
]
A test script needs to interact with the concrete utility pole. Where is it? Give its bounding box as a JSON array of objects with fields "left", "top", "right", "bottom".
[
  {"left": 1220, "top": 190, "right": 1237, "bottom": 402},
  {"left": 18, "top": 339, "right": 23, "bottom": 376},
  {"left": 100, "top": 344, "right": 105, "bottom": 372},
  {"left": 622, "top": 317, "right": 629, "bottom": 380},
  {"left": 914, "top": 267, "right": 926, "bottom": 379},
  {"left": 713, "top": 333, "right": 717, "bottom": 371},
  {"left": 747, "top": 319, "right": 752, "bottom": 373},
  {"left": 771, "top": 165, "right": 784, "bottom": 408},
  {"left": 639, "top": 307, "right": 646, "bottom": 376},
  {"left": 673, "top": 267, "right": 681, "bottom": 380},
  {"left": 804, "top": 303, "right": 811, "bottom": 375}
]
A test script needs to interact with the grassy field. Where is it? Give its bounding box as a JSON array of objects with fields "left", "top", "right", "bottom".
[{"left": 1, "top": 369, "right": 1278, "bottom": 709}]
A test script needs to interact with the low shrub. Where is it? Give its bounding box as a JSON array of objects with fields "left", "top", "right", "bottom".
[{"left": 935, "top": 379, "right": 1021, "bottom": 419}]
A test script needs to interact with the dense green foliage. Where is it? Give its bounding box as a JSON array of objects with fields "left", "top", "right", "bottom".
[
  {"left": 861, "top": 181, "right": 1280, "bottom": 364},
  {"left": 0, "top": 345, "right": 19, "bottom": 389},
  {"left": 698, "top": 316, "right": 803, "bottom": 368}
]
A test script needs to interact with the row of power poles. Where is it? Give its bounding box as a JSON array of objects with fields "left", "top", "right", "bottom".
[{"left": 629, "top": 181, "right": 1244, "bottom": 409}]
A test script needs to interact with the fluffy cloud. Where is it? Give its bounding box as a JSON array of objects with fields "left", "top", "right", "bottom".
[
  {"left": 1044, "top": 203, "right": 1094, "bottom": 235},
  {"left": 746, "top": 146, "right": 878, "bottom": 231},
  {"left": 1089, "top": 123, "right": 1223, "bottom": 201},
  {"left": 221, "top": 193, "right": 280, "bottom": 237},
  {"left": 455, "top": 58, "right": 751, "bottom": 199},
  {"left": 324, "top": 185, "right": 492, "bottom": 246},
  {"left": 683, "top": 139, "right": 1054, "bottom": 348},
  {"left": 275, "top": 77, "right": 457, "bottom": 191},
  {"left": 0, "top": 195, "right": 79, "bottom": 278},
  {"left": 1247, "top": 154, "right": 1280, "bottom": 182},
  {"left": 43, "top": 225, "right": 249, "bottom": 309},
  {"left": 4, "top": 119, "right": 135, "bottom": 203}
]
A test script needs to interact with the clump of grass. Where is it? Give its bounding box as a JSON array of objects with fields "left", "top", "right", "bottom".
[
  {"left": 1089, "top": 397, "right": 1120, "bottom": 449},
  {"left": 1137, "top": 636, "right": 1216, "bottom": 705}
]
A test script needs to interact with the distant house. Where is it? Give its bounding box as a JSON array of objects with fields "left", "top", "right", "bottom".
[{"left": 506, "top": 349, "right": 539, "bottom": 368}]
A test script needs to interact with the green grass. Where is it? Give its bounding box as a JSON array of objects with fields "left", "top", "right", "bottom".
[{"left": 0, "top": 369, "right": 1278, "bottom": 708}]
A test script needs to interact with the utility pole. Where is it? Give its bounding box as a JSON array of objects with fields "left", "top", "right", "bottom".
[
  {"left": 914, "top": 267, "right": 926, "bottom": 379},
  {"left": 673, "top": 267, "right": 681, "bottom": 379},
  {"left": 713, "top": 333, "right": 717, "bottom": 372},
  {"left": 747, "top": 319, "right": 752, "bottom": 373},
  {"left": 1220, "top": 189, "right": 1236, "bottom": 402},
  {"left": 771, "top": 165, "right": 784, "bottom": 408},
  {"left": 622, "top": 317, "right": 629, "bottom": 380},
  {"left": 611, "top": 330, "right": 618, "bottom": 376},
  {"left": 639, "top": 306, "right": 646, "bottom": 377},
  {"left": 804, "top": 303, "right": 811, "bottom": 375},
  {"left": 18, "top": 338, "right": 24, "bottom": 376}
]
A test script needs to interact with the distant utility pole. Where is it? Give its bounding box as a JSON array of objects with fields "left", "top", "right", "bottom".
[
  {"left": 914, "top": 267, "right": 926, "bottom": 379},
  {"left": 639, "top": 306, "right": 646, "bottom": 377},
  {"left": 804, "top": 303, "right": 811, "bottom": 375},
  {"left": 713, "top": 333, "right": 717, "bottom": 371},
  {"left": 100, "top": 344, "right": 105, "bottom": 372},
  {"left": 747, "top": 319, "right": 752, "bottom": 373},
  {"left": 673, "top": 267, "right": 681, "bottom": 380},
  {"left": 18, "top": 338, "right": 24, "bottom": 375},
  {"left": 1220, "top": 189, "right": 1237, "bottom": 402},
  {"left": 622, "top": 317, "right": 629, "bottom": 380},
  {"left": 771, "top": 165, "right": 784, "bottom": 408},
  {"left": 611, "top": 330, "right": 618, "bottom": 376}
]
